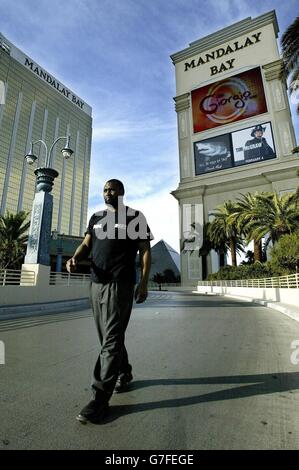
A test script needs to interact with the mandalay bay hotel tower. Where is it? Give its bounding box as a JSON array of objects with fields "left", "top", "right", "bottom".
[{"left": 0, "top": 33, "right": 92, "bottom": 237}]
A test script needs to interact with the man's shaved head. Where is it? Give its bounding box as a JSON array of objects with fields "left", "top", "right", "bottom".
[{"left": 105, "top": 179, "right": 125, "bottom": 195}]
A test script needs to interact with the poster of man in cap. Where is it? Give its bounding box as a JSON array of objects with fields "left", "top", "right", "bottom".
[{"left": 232, "top": 122, "right": 276, "bottom": 166}]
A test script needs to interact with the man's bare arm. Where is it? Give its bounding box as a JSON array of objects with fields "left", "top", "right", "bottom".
[
  {"left": 66, "top": 234, "right": 92, "bottom": 273},
  {"left": 135, "top": 240, "right": 151, "bottom": 303}
]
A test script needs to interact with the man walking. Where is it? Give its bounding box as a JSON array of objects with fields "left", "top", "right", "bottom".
[{"left": 66, "top": 179, "right": 152, "bottom": 423}]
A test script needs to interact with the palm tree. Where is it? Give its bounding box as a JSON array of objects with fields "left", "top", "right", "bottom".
[
  {"left": 247, "top": 192, "right": 299, "bottom": 248},
  {"left": 281, "top": 16, "right": 299, "bottom": 113},
  {"left": 205, "top": 221, "right": 228, "bottom": 267},
  {"left": 242, "top": 250, "right": 255, "bottom": 265},
  {"left": 229, "top": 192, "right": 266, "bottom": 262},
  {"left": 290, "top": 172, "right": 299, "bottom": 210},
  {"left": 152, "top": 272, "right": 164, "bottom": 291},
  {"left": 0, "top": 210, "right": 30, "bottom": 269},
  {"left": 209, "top": 201, "right": 244, "bottom": 267}
]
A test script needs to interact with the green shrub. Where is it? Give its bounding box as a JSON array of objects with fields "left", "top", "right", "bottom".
[
  {"left": 269, "top": 231, "right": 299, "bottom": 275},
  {"left": 207, "top": 262, "right": 274, "bottom": 281},
  {"left": 208, "top": 232, "right": 299, "bottom": 280}
]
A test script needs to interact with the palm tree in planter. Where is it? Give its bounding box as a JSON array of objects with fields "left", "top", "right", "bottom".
[
  {"left": 209, "top": 200, "right": 244, "bottom": 267},
  {"left": 281, "top": 15, "right": 299, "bottom": 113},
  {"left": 0, "top": 210, "right": 30, "bottom": 269},
  {"left": 248, "top": 192, "right": 299, "bottom": 249},
  {"left": 229, "top": 192, "right": 267, "bottom": 262}
]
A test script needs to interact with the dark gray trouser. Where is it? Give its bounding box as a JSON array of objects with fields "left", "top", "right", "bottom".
[{"left": 89, "top": 281, "right": 135, "bottom": 403}]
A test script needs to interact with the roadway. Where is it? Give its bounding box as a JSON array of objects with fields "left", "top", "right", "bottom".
[{"left": 0, "top": 291, "right": 299, "bottom": 450}]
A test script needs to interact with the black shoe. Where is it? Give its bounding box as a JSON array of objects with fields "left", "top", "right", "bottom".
[
  {"left": 114, "top": 372, "right": 133, "bottom": 393},
  {"left": 76, "top": 400, "right": 109, "bottom": 424}
]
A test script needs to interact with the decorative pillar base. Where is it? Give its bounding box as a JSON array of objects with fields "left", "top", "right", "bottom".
[{"left": 21, "top": 264, "right": 50, "bottom": 287}]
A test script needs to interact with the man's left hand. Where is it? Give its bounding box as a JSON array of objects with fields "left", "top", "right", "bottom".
[{"left": 135, "top": 283, "right": 148, "bottom": 304}]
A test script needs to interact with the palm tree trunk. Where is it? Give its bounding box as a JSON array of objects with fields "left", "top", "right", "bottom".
[
  {"left": 201, "top": 255, "right": 207, "bottom": 280},
  {"left": 253, "top": 239, "right": 262, "bottom": 262},
  {"left": 219, "top": 252, "right": 226, "bottom": 267},
  {"left": 230, "top": 239, "right": 237, "bottom": 266}
]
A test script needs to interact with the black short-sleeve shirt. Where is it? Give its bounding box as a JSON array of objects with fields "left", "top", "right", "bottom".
[{"left": 86, "top": 206, "right": 153, "bottom": 284}]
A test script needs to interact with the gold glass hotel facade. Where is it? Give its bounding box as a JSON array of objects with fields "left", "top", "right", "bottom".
[{"left": 0, "top": 33, "right": 92, "bottom": 237}]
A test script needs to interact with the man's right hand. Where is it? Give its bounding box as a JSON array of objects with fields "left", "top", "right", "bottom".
[{"left": 66, "top": 257, "right": 77, "bottom": 273}]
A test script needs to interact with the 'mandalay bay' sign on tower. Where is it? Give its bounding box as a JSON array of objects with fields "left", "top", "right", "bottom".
[{"left": 170, "top": 11, "right": 299, "bottom": 285}]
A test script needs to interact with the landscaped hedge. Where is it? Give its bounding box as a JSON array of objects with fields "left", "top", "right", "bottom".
[
  {"left": 207, "top": 262, "right": 274, "bottom": 281},
  {"left": 207, "top": 231, "right": 299, "bottom": 280}
]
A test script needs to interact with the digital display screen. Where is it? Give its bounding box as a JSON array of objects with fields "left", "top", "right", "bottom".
[
  {"left": 191, "top": 67, "right": 267, "bottom": 133},
  {"left": 194, "top": 121, "right": 276, "bottom": 175}
]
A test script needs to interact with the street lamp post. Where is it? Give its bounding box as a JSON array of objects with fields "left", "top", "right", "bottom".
[{"left": 23, "top": 136, "right": 73, "bottom": 266}]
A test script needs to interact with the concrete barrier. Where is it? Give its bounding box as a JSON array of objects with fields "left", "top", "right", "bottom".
[
  {"left": 0, "top": 264, "right": 90, "bottom": 307},
  {"left": 196, "top": 285, "right": 299, "bottom": 308}
]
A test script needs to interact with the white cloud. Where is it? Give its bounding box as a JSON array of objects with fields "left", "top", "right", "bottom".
[
  {"left": 88, "top": 165, "right": 179, "bottom": 203},
  {"left": 92, "top": 119, "right": 176, "bottom": 141},
  {"left": 127, "top": 190, "right": 180, "bottom": 252}
]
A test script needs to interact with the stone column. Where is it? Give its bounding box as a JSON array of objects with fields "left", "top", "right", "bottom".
[
  {"left": 24, "top": 167, "right": 59, "bottom": 266},
  {"left": 173, "top": 93, "right": 192, "bottom": 179},
  {"left": 263, "top": 59, "right": 297, "bottom": 157}
]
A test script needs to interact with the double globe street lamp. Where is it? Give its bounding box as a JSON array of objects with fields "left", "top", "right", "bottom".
[{"left": 23, "top": 136, "right": 74, "bottom": 266}]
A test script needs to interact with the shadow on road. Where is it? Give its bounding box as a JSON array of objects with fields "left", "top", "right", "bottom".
[
  {"left": 0, "top": 310, "right": 91, "bottom": 332},
  {"left": 137, "top": 300, "right": 259, "bottom": 308},
  {"left": 108, "top": 372, "right": 299, "bottom": 420},
  {"left": 0, "top": 297, "right": 259, "bottom": 331},
  {"left": 134, "top": 301, "right": 264, "bottom": 311}
]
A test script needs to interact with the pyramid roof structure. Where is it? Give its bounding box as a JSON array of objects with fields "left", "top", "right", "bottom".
[{"left": 150, "top": 239, "right": 180, "bottom": 280}]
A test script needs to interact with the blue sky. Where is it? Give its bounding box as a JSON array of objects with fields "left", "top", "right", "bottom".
[{"left": 1, "top": 0, "right": 298, "bottom": 251}]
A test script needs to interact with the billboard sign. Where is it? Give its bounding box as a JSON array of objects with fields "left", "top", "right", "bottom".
[
  {"left": 194, "top": 121, "right": 276, "bottom": 175},
  {"left": 194, "top": 134, "right": 233, "bottom": 175},
  {"left": 191, "top": 67, "right": 267, "bottom": 133},
  {"left": 232, "top": 121, "right": 276, "bottom": 166}
]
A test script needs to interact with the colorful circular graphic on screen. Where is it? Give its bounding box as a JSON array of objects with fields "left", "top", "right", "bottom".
[{"left": 199, "top": 77, "right": 250, "bottom": 124}]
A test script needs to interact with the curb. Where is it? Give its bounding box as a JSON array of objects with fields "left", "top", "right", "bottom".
[{"left": 192, "top": 291, "right": 299, "bottom": 323}]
